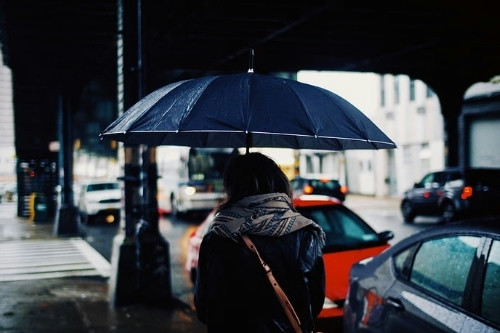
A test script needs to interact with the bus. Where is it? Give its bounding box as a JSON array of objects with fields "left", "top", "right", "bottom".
[{"left": 156, "top": 146, "right": 237, "bottom": 217}]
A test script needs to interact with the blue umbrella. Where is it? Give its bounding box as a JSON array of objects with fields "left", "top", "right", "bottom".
[{"left": 100, "top": 72, "right": 396, "bottom": 152}]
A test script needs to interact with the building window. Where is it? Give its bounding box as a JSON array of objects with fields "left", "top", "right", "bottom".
[
  {"left": 394, "top": 76, "right": 400, "bottom": 104},
  {"left": 410, "top": 79, "right": 416, "bottom": 101},
  {"left": 306, "top": 156, "right": 313, "bottom": 173}
]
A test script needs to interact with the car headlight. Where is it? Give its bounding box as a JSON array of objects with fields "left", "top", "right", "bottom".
[{"left": 183, "top": 186, "right": 196, "bottom": 196}]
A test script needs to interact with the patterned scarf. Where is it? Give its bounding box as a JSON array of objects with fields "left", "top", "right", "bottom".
[{"left": 210, "top": 193, "right": 325, "bottom": 246}]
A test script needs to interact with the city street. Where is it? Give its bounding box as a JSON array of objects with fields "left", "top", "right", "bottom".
[
  {"left": 83, "top": 194, "right": 442, "bottom": 315},
  {"left": 0, "top": 3, "right": 498, "bottom": 332}
]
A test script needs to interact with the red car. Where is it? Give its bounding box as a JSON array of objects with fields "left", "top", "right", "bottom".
[{"left": 185, "top": 195, "right": 393, "bottom": 330}]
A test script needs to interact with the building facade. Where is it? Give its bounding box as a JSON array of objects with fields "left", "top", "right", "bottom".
[
  {"left": 297, "top": 71, "right": 445, "bottom": 198},
  {"left": 0, "top": 50, "right": 16, "bottom": 183}
]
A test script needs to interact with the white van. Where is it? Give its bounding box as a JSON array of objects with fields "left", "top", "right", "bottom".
[{"left": 156, "top": 146, "right": 237, "bottom": 217}]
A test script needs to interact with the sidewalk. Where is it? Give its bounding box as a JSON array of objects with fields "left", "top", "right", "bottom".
[{"left": 0, "top": 201, "right": 206, "bottom": 333}]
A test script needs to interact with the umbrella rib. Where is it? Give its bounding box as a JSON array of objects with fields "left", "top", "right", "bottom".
[{"left": 155, "top": 76, "right": 218, "bottom": 132}]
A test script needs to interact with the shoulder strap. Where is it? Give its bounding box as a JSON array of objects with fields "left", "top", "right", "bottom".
[{"left": 241, "top": 234, "right": 303, "bottom": 333}]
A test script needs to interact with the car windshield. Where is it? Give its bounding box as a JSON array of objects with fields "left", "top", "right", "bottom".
[
  {"left": 292, "top": 178, "right": 340, "bottom": 194},
  {"left": 296, "top": 204, "right": 381, "bottom": 251},
  {"left": 87, "top": 183, "right": 119, "bottom": 192}
]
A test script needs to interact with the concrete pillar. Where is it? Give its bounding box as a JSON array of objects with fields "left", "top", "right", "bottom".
[{"left": 109, "top": 0, "right": 172, "bottom": 307}]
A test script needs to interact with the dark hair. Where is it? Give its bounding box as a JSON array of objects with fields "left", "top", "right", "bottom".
[{"left": 217, "top": 152, "right": 292, "bottom": 211}]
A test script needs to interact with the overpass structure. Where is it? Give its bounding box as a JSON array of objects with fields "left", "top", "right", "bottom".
[
  {"left": 1, "top": 0, "right": 499, "bottom": 306},
  {"left": 1, "top": 1, "right": 499, "bottom": 163}
]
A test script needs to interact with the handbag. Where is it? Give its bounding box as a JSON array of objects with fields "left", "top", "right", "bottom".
[{"left": 241, "top": 234, "right": 303, "bottom": 333}]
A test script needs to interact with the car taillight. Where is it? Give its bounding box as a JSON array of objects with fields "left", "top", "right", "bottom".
[
  {"left": 303, "top": 185, "right": 314, "bottom": 194},
  {"left": 461, "top": 186, "right": 473, "bottom": 200},
  {"left": 340, "top": 185, "right": 348, "bottom": 194},
  {"left": 361, "top": 289, "right": 384, "bottom": 325}
]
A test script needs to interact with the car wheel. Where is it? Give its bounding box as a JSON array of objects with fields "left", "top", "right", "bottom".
[
  {"left": 441, "top": 201, "right": 457, "bottom": 223},
  {"left": 402, "top": 201, "right": 415, "bottom": 223}
]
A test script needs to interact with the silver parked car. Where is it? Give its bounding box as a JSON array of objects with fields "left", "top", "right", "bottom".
[{"left": 344, "top": 217, "right": 500, "bottom": 333}]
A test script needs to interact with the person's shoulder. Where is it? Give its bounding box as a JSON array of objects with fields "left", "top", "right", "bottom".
[
  {"left": 297, "top": 224, "right": 324, "bottom": 244},
  {"left": 202, "top": 231, "right": 235, "bottom": 247}
]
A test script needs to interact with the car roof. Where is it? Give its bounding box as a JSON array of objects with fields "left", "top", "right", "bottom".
[
  {"left": 428, "top": 167, "right": 500, "bottom": 174},
  {"left": 394, "top": 216, "right": 500, "bottom": 249},
  {"left": 292, "top": 195, "right": 343, "bottom": 207},
  {"left": 427, "top": 167, "right": 461, "bottom": 174}
]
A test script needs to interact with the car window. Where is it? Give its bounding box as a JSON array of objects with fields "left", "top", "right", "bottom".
[
  {"left": 297, "top": 205, "right": 379, "bottom": 250},
  {"left": 481, "top": 240, "right": 500, "bottom": 325},
  {"left": 310, "top": 179, "right": 339, "bottom": 189},
  {"left": 291, "top": 178, "right": 340, "bottom": 196},
  {"left": 432, "top": 172, "right": 448, "bottom": 186},
  {"left": 410, "top": 236, "right": 480, "bottom": 306},
  {"left": 393, "top": 245, "right": 417, "bottom": 278},
  {"left": 419, "top": 173, "right": 437, "bottom": 188}
]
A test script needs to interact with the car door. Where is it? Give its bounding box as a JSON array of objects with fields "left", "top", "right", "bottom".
[{"left": 382, "top": 235, "right": 482, "bottom": 333}]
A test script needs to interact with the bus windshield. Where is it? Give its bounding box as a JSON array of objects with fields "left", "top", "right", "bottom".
[{"left": 188, "top": 148, "right": 235, "bottom": 181}]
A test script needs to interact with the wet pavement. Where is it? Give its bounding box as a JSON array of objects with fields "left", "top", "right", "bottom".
[{"left": 0, "top": 201, "right": 206, "bottom": 333}]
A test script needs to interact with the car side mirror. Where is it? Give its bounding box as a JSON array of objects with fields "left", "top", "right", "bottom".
[{"left": 378, "top": 230, "right": 394, "bottom": 242}]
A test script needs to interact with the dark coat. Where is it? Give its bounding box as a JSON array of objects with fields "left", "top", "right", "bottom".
[{"left": 194, "top": 225, "right": 325, "bottom": 333}]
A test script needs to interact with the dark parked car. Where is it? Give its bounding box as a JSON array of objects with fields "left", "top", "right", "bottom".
[
  {"left": 401, "top": 168, "right": 500, "bottom": 223},
  {"left": 291, "top": 176, "right": 348, "bottom": 201},
  {"left": 400, "top": 168, "right": 462, "bottom": 222},
  {"left": 440, "top": 168, "right": 500, "bottom": 223},
  {"left": 344, "top": 217, "right": 500, "bottom": 333}
]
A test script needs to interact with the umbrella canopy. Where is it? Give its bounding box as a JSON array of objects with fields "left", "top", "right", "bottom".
[{"left": 100, "top": 72, "right": 396, "bottom": 151}]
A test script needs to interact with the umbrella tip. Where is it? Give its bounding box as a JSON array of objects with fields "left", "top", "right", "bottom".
[{"left": 248, "top": 49, "right": 254, "bottom": 73}]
